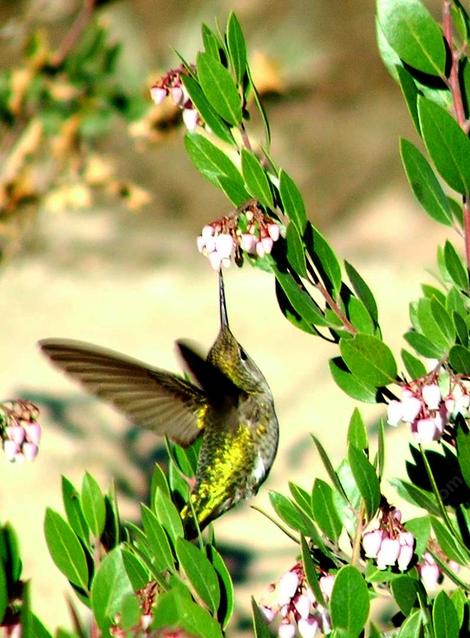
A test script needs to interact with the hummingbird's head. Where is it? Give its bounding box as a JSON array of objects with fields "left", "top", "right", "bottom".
[{"left": 208, "top": 271, "right": 270, "bottom": 394}]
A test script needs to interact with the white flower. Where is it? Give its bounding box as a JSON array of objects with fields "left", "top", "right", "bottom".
[
  {"left": 182, "top": 108, "right": 198, "bottom": 131},
  {"left": 376, "top": 537, "right": 400, "bottom": 570},
  {"left": 278, "top": 622, "right": 296, "bottom": 638},
  {"left": 22, "top": 442, "right": 38, "bottom": 461},
  {"left": 261, "top": 236, "right": 274, "bottom": 254},
  {"left": 150, "top": 86, "right": 167, "bottom": 104},
  {"left": 6, "top": 425, "right": 25, "bottom": 445},
  {"left": 268, "top": 223, "right": 280, "bottom": 241},
  {"left": 387, "top": 400, "right": 403, "bottom": 426},
  {"left": 420, "top": 562, "right": 440, "bottom": 590},
  {"left": 400, "top": 395, "right": 422, "bottom": 423},
  {"left": 260, "top": 605, "right": 277, "bottom": 623},
  {"left": 398, "top": 531, "right": 414, "bottom": 547},
  {"left": 3, "top": 440, "right": 19, "bottom": 462},
  {"left": 277, "top": 570, "right": 299, "bottom": 605},
  {"left": 240, "top": 233, "right": 257, "bottom": 254},
  {"left": 397, "top": 543, "right": 413, "bottom": 571},
  {"left": 208, "top": 251, "right": 222, "bottom": 271},
  {"left": 256, "top": 241, "right": 266, "bottom": 257},
  {"left": 202, "top": 225, "right": 214, "bottom": 238},
  {"left": 362, "top": 529, "right": 384, "bottom": 558},
  {"left": 170, "top": 86, "right": 184, "bottom": 106},
  {"left": 294, "top": 594, "right": 311, "bottom": 619},
  {"left": 319, "top": 574, "right": 335, "bottom": 600},
  {"left": 215, "top": 233, "right": 234, "bottom": 259},
  {"left": 298, "top": 616, "right": 319, "bottom": 638},
  {"left": 422, "top": 384, "right": 442, "bottom": 410},
  {"left": 414, "top": 418, "right": 439, "bottom": 444}
]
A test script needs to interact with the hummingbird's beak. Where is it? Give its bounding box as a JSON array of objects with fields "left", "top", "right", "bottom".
[{"left": 219, "top": 269, "right": 229, "bottom": 329}]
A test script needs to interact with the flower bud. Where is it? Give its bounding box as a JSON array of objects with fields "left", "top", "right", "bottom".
[
  {"left": 241, "top": 233, "right": 257, "bottom": 254},
  {"left": 182, "top": 108, "right": 198, "bottom": 131},
  {"left": 362, "top": 529, "right": 384, "bottom": 558},
  {"left": 208, "top": 251, "right": 222, "bottom": 271},
  {"left": 170, "top": 86, "right": 184, "bottom": 106},
  {"left": 294, "top": 594, "right": 311, "bottom": 619},
  {"left": 25, "top": 422, "right": 41, "bottom": 445},
  {"left": 414, "top": 418, "right": 439, "bottom": 444},
  {"left": 277, "top": 570, "right": 299, "bottom": 605},
  {"left": 22, "top": 442, "right": 39, "bottom": 461},
  {"left": 268, "top": 223, "right": 280, "bottom": 241},
  {"left": 397, "top": 543, "right": 413, "bottom": 571},
  {"left": 3, "top": 439, "right": 19, "bottom": 462},
  {"left": 400, "top": 395, "right": 422, "bottom": 423},
  {"left": 215, "top": 233, "right": 234, "bottom": 259},
  {"left": 6, "top": 425, "right": 25, "bottom": 445},
  {"left": 278, "top": 622, "right": 296, "bottom": 638},
  {"left": 150, "top": 86, "right": 167, "bottom": 104},
  {"left": 260, "top": 605, "right": 277, "bottom": 624},
  {"left": 387, "top": 400, "right": 403, "bottom": 426},
  {"left": 319, "top": 574, "right": 335, "bottom": 600},
  {"left": 297, "top": 616, "right": 319, "bottom": 638},
  {"left": 376, "top": 537, "right": 400, "bottom": 570},
  {"left": 422, "top": 384, "right": 441, "bottom": 410}
]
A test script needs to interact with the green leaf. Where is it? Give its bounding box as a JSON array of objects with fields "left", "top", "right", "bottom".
[
  {"left": 449, "top": 344, "right": 470, "bottom": 375},
  {"left": 376, "top": 17, "right": 402, "bottom": 80},
  {"left": 120, "top": 593, "right": 141, "bottom": 631},
  {"left": 216, "top": 174, "right": 251, "bottom": 206},
  {"left": 121, "top": 549, "right": 149, "bottom": 592},
  {"left": 306, "top": 223, "right": 342, "bottom": 298},
  {"left": 273, "top": 269, "right": 329, "bottom": 327},
  {"left": 181, "top": 75, "right": 234, "bottom": 145},
  {"left": 269, "top": 491, "right": 316, "bottom": 538},
  {"left": 416, "top": 297, "right": 451, "bottom": 350},
  {"left": 391, "top": 575, "right": 419, "bottom": 615},
  {"left": 404, "top": 330, "right": 444, "bottom": 358},
  {"left": 405, "top": 516, "right": 431, "bottom": 557},
  {"left": 377, "top": 0, "right": 446, "bottom": 75},
  {"left": 456, "top": 422, "right": 470, "bottom": 489},
  {"left": 240, "top": 149, "right": 273, "bottom": 209},
  {"left": 348, "top": 408, "right": 368, "bottom": 450},
  {"left": 453, "top": 312, "right": 468, "bottom": 346},
  {"left": 396, "top": 66, "right": 421, "bottom": 132},
  {"left": 431, "top": 298, "right": 455, "bottom": 344},
  {"left": 184, "top": 133, "right": 248, "bottom": 205},
  {"left": 201, "top": 24, "right": 222, "bottom": 60},
  {"left": 152, "top": 589, "right": 224, "bottom": 638},
  {"left": 340, "top": 334, "right": 397, "bottom": 386},
  {"left": 422, "top": 283, "right": 446, "bottom": 304},
  {"left": 141, "top": 505, "right": 175, "bottom": 573},
  {"left": 300, "top": 535, "right": 325, "bottom": 606},
  {"left": 444, "top": 241, "right": 468, "bottom": 290},
  {"left": 153, "top": 489, "right": 184, "bottom": 543},
  {"left": 400, "top": 138, "right": 452, "bottom": 226},
  {"left": 389, "top": 479, "right": 440, "bottom": 515},
  {"left": 226, "top": 13, "right": 247, "bottom": 84},
  {"left": 0, "top": 560, "right": 6, "bottom": 623},
  {"left": 347, "top": 297, "right": 375, "bottom": 335},
  {"left": 311, "top": 479, "right": 343, "bottom": 542},
  {"left": 432, "top": 591, "right": 459, "bottom": 638},
  {"left": 44, "top": 508, "right": 89, "bottom": 590},
  {"left": 150, "top": 464, "right": 171, "bottom": 507},
  {"left": 431, "top": 517, "right": 468, "bottom": 565},
  {"left": 175, "top": 538, "right": 220, "bottom": 613},
  {"left": 329, "top": 357, "right": 378, "bottom": 403},
  {"left": 418, "top": 97, "right": 470, "bottom": 196},
  {"left": 81, "top": 473, "right": 106, "bottom": 539},
  {"left": 0, "top": 524, "right": 21, "bottom": 584},
  {"left": 251, "top": 597, "right": 274, "bottom": 638},
  {"left": 286, "top": 223, "right": 307, "bottom": 278},
  {"left": 289, "top": 482, "right": 313, "bottom": 518},
  {"left": 196, "top": 52, "right": 242, "bottom": 126},
  {"left": 330, "top": 565, "right": 369, "bottom": 637},
  {"left": 279, "top": 169, "right": 307, "bottom": 232},
  {"left": 344, "top": 261, "right": 378, "bottom": 323},
  {"left": 450, "top": 588, "right": 466, "bottom": 629},
  {"left": 62, "top": 476, "right": 89, "bottom": 545},
  {"left": 401, "top": 349, "right": 426, "bottom": 379},
  {"left": 207, "top": 545, "right": 234, "bottom": 629},
  {"left": 91, "top": 548, "right": 136, "bottom": 630},
  {"left": 398, "top": 610, "right": 424, "bottom": 637},
  {"left": 348, "top": 446, "right": 380, "bottom": 518}
]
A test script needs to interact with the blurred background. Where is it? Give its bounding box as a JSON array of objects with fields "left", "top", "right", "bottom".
[{"left": 0, "top": 0, "right": 449, "bottom": 634}]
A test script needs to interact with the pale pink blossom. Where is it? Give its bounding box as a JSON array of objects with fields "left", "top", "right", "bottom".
[
  {"left": 150, "top": 86, "right": 167, "bottom": 104},
  {"left": 268, "top": 223, "right": 280, "bottom": 241},
  {"left": 260, "top": 605, "right": 277, "bottom": 623},
  {"left": 420, "top": 562, "right": 440, "bottom": 590},
  {"left": 297, "top": 616, "right": 319, "bottom": 638},
  {"left": 319, "top": 575, "right": 335, "bottom": 600},
  {"left": 22, "top": 442, "right": 38, "bottom": 461},
  {"left": 278, "top": 622, "right": 296, "bottom": 638},
  {"left": 387, "top": 400, "right": 403, "bottom": 426},
  {"left": 3, "top": 440, "right": 19, "bottom": 462},
  {"left": 6, "top": 425, "right": 25, "bottom": 445},
  {"left": 277, "top": 571, "right": 299, "bottom": 605},
  {"left": 400, "top": 395, "right": 422, "bottom": 422},
  {"left": 397, "top": 543, "right": 413, "bottom": 571},
  {"left": 215, "top": 233, "right": 234, "bottom": 259},
  {"left": 422, "top": 384, "right": 441, "bottom": 410},
  {"left": 294, "top": 594, "right": 311, "bottom": 619},
  {"left": 261, "top": 236, "right": 274, "bottom": 254},
  {"left": 240, "top": 233, "right": 257, "bottom": 254},
  {"left": 362, "top": 529, "right": 384, "bottom": 558},
  {"left": 376, "top": 538, "right": 400, "bottom": 570},
  {"left": 170, "top": 86, "right": 184, "bottom": 106},
  {"left": 25, "top": 422, "right": 41, "bottom": 445},
  {"left": 182, "top": 108, "right": 198, "bottom": 131},
  {"left": 415, "top": 418, "right": 439, "bottom": 443}
]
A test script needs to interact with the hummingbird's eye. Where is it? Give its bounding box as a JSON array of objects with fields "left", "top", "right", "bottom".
[{"left": 239, "top": 346, "right": 248, "bottom": 361}]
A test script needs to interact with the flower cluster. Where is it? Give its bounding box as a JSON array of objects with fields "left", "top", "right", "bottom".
[
  {"left": 386, "top": 380, "right": 469, "bottom": 443},
  {"left": 260, "top": 562, "right": 334, "bottom": 638},
  {"left": 150, "top": 66, "right": 200, "bottom": 132},
  {"left": 197, "top": 205, "right": 282, "bottom": 270},
  {"left": 362, "top": 507, "right": 415, "bottom": 572},
  {"left": 0, "top": 400, "right": 41, "bottom": 463}
]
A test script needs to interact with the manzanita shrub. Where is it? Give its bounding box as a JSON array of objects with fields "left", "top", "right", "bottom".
[{"left": 2, "top": 0, "right": 470, "bottom": 636}]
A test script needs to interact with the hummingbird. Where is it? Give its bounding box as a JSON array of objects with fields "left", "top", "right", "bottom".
[{"left": 39, "top": 272, "right": 279, "bottom": 535}]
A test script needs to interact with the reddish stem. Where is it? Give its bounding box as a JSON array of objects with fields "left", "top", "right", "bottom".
[
  {"left": 52, "top": 0, "right": 96, "bottom": 67},
  {"left": 442, "top": 1, "right": 467, "bottom": 127}
]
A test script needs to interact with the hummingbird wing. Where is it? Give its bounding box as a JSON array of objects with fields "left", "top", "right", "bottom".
[{"left": 39, "top": 338, "right": 207, "bottom": 446}]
